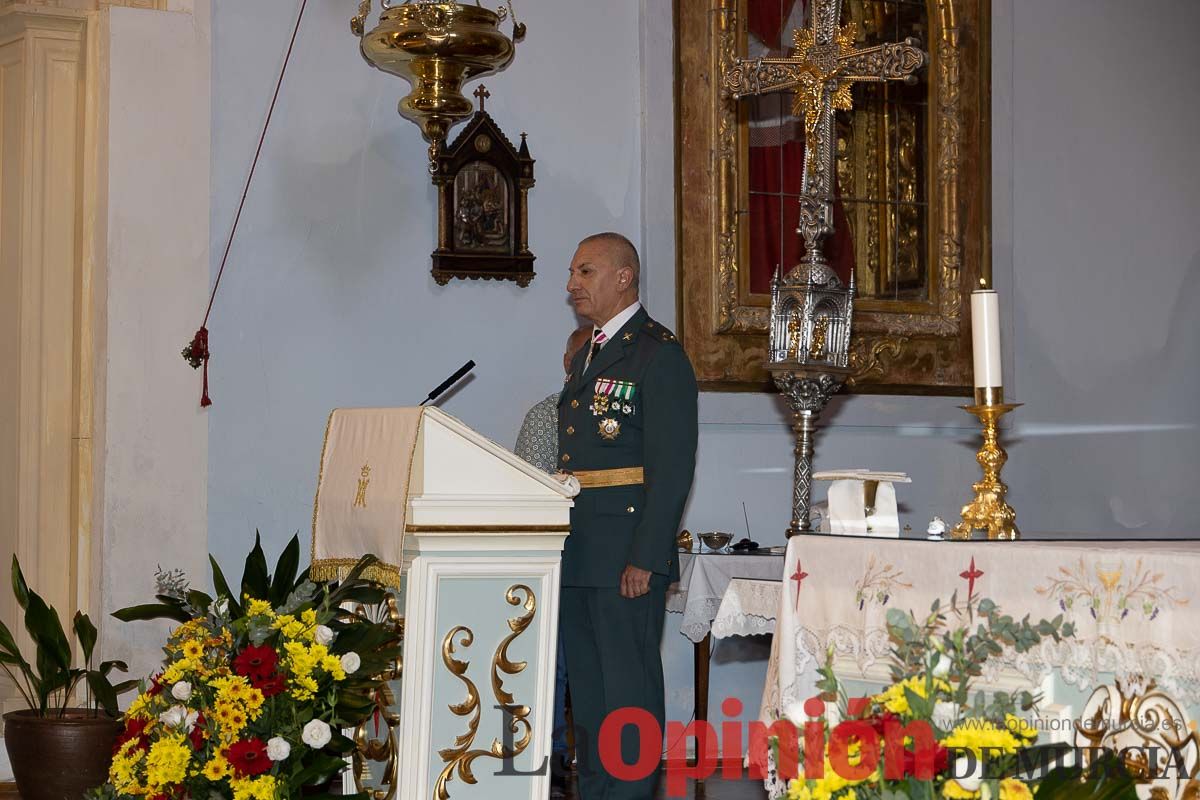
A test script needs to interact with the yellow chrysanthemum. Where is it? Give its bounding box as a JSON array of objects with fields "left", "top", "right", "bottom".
[
  {"left": 244, "top": 686, "right": 265, "bottom": 713},
  {"left": 1000, "top": 778, "right": 1034, "bottom": 800},
  {"left": 301, "top": 608, "right": 318, "bottom": 626},
  {"left": 943, "top": 780, "right": 980, "bottom": 799},
  {"left": 125, "top": 691, "right": 155, "bottom": 721},
  {"left": 321, "top": 654, "right": 347, "bottom": 681},
  {"left": 942, "top": 719, "right": 1024, "bottom": 757},
  {"left": 231, "top": 774, "right": 278, "bottom": 800},
  {"left": 203, "top": 755, "right": 231, "bottom": 781},
  {"left": 284, "top": 641, "right": 318, "bottom": 676},
  {"left": 181, "top": 639, "right": 205, "bottom": 660},
  {"left": 874, "top": 676, "right": 951, "bottom": 716},
  {"left": 290, "top": 673, "right": 319, "bottom": 701},
  {"left": 273, "top": 614, "right": 308, "bottom": 640},
  {"left": 786, "top": 779, "right": 812, "bottom": 800},
  {"left": 212, "top": 674, "right": 254, "bottom": 703},
  {"left": 161, "top": 661, "right": 189, "bottom": 685},
  {"left": 109, "top": 746, "right": 147, "bottom": 794},
  {"left": 145, "top": 733, "right": 191, "bottom": 789},
  {"left": 1005, "top": 714, "right": 1038, "bottom": 741},
  {"left": 245, "top": 596, "right": 275, "bottom": 617}
]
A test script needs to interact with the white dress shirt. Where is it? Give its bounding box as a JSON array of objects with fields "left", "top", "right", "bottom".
[{"left": 593, "top": 301, "right": 642, "bottom": 348}]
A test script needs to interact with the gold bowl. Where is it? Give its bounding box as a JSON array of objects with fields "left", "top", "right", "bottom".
[
  {"left": 359, "top": 3, "right": 517, "bottom": 145},
  {"left": 698, "top": 531, "right": 733, "bottom": 551}
]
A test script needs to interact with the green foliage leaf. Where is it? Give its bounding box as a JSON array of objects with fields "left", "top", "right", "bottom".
[
  {"left": 86, "top": 670, "right": 120, "bottom": 717},
  {"left": 25, "top": 591, "right": 72, "bottom": 672},
  {"left": 1034, "top": 752, "right": 1137, "bottom": 799},
  {"left": 73, "top": 611, "right": 98, "bottom": 666},
  {"left": 0, "top": 618, "right": 30, "bottom": 668},
  {"left": 11, "top": 556, "right": 30, "bottom": 610},
  {"left": 209, "top": 554, "right": 243, "bottom": 618},
  {"left": 186, "top": 590, "right": 213, "bottom": 615},
  {"left": 241, "top": 531, "right": 271, "bottom": 604},
  {"left": 292, "top": 753, "right": 349, "bottom": 787},
  {"left": 270, "top": 534, "right": 301, "bottom": 607},
  {"left": 111, "top": 602, "right": 191, "bottom": 624}
]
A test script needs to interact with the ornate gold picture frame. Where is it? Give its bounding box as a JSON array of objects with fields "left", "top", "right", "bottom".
[{"left": 676, "top": 0, "right": 990, "bottom": 393}]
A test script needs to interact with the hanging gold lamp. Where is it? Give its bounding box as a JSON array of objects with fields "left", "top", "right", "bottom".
[{"left": 352, "top": 1, "right": 525, "bottom": 165}]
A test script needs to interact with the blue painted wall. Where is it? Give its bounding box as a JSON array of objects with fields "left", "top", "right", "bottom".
[{"left": 210, "top": 0, "right": 1200, "bottom": 756}]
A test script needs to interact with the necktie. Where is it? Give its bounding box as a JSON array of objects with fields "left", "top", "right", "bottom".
[{"left": 584, "top": 330, "right": 607, "bottom": 371}]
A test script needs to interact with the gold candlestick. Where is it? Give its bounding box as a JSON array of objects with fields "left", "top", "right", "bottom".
[{"left": 951, "top": 389, "right": 1021, "bottom": 541}]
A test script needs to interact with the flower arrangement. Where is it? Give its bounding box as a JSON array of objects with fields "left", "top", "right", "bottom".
[
  {"left": 771, "top": 594, "right": 1136, "bottom": 800},
  {"left": 89, "top": 534, "right": 402, "bottom": 800}
]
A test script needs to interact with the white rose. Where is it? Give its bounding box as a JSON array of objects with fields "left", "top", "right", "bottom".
[
  {"left": 314, "top": 625, "right": 335, "bottom": 646},
  {"left": 302, "top": 719, "right": 332, "bottom": 749},
  {"left": 782, "top": 701, "right": 807, "bottom": 726},
  {"left": 340, "top": 652, "right": 361, "bottom": 675},
  {"left": 951, "top": 756, "right": 983, "bottom": 792},
  {"left": 930, "top": 652, "right": 951, "bottom": 678},
  {"left": 267, "top": 736, "right": 292, "bottom": 761},
  {"left": 171, "top": 681, "right": 192, "bottom": 701},
  {"left": 159, "top": 705, "right": 187, "bottom": 729},
  {"left": 932, "top": 701, "right": 959, "bottom": 731}
]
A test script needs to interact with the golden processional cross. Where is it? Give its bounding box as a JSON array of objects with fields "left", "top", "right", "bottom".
[{"left": 722, "top": 0, "right": 926, "bottom": 281}]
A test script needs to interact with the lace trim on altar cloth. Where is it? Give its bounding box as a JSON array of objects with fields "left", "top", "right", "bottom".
[
  {"left": 667, "top": 596, "right": 726, "bottom": 643},
  {"left": 711, "top": 612, "right": 776, "bottom": 639},
  {"left": 798, "top": 625, "right": 1200, "bottom": 705}
]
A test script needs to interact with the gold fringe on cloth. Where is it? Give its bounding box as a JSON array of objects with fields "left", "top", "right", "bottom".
[
  {"left": 308, "top": 558, "right": 403, "bottom": 589},
  {"left": 310, "top": 408, "right": 426, "bottom": 590}
]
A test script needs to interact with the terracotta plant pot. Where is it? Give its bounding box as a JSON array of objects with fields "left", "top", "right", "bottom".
[{"left": 3, "top": 708, "right": 121, "bottom": 800}]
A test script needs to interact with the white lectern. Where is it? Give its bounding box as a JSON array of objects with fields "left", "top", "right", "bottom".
[{"left": 312, "top": 408, "right": 575, "bottom": 800}]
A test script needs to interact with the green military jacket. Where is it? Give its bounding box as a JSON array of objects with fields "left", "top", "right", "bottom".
[{"left": 557, "top": 307, "right": 698, "bottom": 588}]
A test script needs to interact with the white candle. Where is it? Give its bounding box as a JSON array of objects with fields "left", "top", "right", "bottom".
[{"left": 970, "top": 289, "right": 1002, "bottom": 388}]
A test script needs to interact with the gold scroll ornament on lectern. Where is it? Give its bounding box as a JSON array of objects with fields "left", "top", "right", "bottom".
[{"left": 310, "top": 408, "right": 428, "bottom": 588}]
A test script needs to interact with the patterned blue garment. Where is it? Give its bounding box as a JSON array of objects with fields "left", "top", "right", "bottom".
[
  {"left": 514, "top": 390, "right": 570, "bottom": 757},
  {"left": 514, "top": 392, "right": 560, "bottom": 474}
]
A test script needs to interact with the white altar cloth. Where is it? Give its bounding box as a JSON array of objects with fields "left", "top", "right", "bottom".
[
  {"left": 761, "top": 534, "right": 1200, "bottom": 725},
  {"left": 667, "top": 551, "right": 785, "bottom": 643},
  {"left": 711, "top": 578, "right": 781, "bottom": 639}
]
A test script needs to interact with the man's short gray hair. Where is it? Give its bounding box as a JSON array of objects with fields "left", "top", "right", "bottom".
[{"left": 579, "top": 231, "right": 640, "bottom": 290}]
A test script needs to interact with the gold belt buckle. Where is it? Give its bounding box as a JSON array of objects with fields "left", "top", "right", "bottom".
[{"left": 571, "top": 467, "right": 644, "bottom": 488}]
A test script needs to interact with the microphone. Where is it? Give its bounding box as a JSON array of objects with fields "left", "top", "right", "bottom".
[{"left": 419, "top": 360, "right": 476, "bottom": 406}]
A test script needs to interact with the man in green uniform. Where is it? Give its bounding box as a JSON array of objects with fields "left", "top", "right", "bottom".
[{"left": 557, "top": 232, "right": 698, "bottom": 799}]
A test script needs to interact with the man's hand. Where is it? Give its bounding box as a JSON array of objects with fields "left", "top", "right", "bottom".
[{"left": 620, "top": 564, "right": 652, "bottom": 598}]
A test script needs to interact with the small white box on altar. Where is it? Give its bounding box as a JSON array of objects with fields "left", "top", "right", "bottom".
[{"left": 814, "top": 470, "right": 910, "bottom": 537}]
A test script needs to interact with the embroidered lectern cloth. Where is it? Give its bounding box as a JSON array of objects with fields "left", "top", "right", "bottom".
[{"left": 310, "top": 407, "right": 426, "bottom": 588}]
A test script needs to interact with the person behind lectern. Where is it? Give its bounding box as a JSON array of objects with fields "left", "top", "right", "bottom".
[{"left": 557, "top": 232, "right": 698, "bottom": 799}]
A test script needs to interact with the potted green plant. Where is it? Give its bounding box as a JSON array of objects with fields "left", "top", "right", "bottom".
[{"left": 1, "top": 557, "right": 136, "bottom": 800}]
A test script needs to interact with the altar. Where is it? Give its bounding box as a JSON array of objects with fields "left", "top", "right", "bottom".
[{"left": 755, "top": 533, "right": 1200, "bottom": 768}]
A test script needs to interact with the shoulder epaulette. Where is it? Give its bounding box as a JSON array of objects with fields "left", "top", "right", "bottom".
[{"left": 642, "top": 318, "right": 678, "bottom": 343}]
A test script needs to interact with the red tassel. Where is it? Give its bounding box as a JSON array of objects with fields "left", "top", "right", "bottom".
[
  {"left": 201, "top": 358, "right": 212, "bottom": 407},
  {"left": 182, "top": 327, "right": 212, "bottom": 408}
]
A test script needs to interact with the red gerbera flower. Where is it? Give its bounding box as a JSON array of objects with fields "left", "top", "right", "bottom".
[
  {"left": 114, "top": 717, "right": 151, "bottom": 754},
  {"left": 189, "top": 712, "right": 207, "bottom": 750},
  {"left": 233, "top": 644, "right": 278, "bottom": 680},
  {"left": 226, "top": 738, "right": 272, "bottom": 777},
  {"left": 251, "top": 671, "right": 287, "bottom": 698}
]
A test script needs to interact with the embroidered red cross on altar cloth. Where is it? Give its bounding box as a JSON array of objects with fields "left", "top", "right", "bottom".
[
  {"left": 959, "top": 556, "right": 983, "bottom": 602},
  {"left": 791, "top": 562, "right": 809, "bottom": 610}
]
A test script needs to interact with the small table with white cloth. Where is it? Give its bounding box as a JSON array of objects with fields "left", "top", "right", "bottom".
[{"left": 666, "top": 550, "right": 785, "bottom": 726}]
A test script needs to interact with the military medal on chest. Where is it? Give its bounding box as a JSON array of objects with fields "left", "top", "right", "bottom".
[
  {"left": 598, "top": 417, "right": 621, "bottom": 440},
  {"left": 590, "top": 378, "right": 637, "bottom": 418}
]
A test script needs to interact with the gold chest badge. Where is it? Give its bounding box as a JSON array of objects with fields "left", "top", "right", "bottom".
[{"left": 598, "top": 417, "right": 621, "bottom": 440}]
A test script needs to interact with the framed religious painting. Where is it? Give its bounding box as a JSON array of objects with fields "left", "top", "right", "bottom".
[
  {"left": 431, "top": 101, "right": 536, "bottom": 287},
  {"left": 676, "top": 0, "right": 991, "bottom": 393}
]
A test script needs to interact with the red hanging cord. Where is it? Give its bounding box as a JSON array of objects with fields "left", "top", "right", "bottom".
[{"left": 183, "top": 0, "right": 309, "bottom": 407}]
